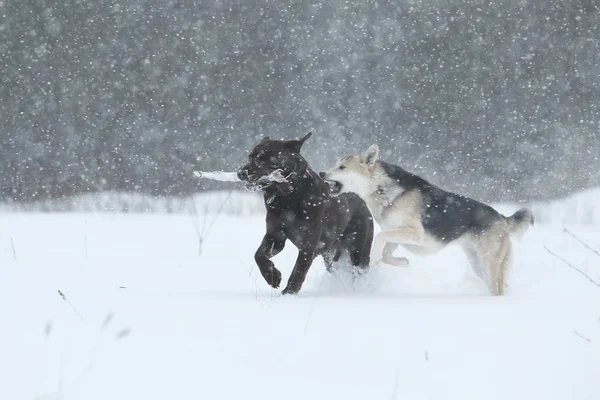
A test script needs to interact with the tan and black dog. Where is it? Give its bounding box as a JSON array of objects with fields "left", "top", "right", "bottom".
[
  {"left": 237, "top": 132, "right": 374, "bottom": 295},
  {"left": 320, "top": 144, "right": 534, "bottom": 296}
]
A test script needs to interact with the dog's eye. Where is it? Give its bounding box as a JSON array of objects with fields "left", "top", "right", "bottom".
[
  {"left": 339, "top": 165, "right": 346, "bottom": 170},
  {"left": 268, "top": 164, "right": 279, "bottom": 170}
]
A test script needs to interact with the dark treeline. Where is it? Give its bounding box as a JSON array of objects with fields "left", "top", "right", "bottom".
[{"left": 1, "top": 0, "right": 599, "bottom": 203}]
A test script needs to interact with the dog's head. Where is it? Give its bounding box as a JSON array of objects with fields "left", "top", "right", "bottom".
[
  {"left": 237, "top": 132, "right": 312, "bottom": 192},
  {"left": 319, "top": 144, "right": 380, "bottom": 197}
]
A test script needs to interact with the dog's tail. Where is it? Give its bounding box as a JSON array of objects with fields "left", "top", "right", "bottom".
[{"left": 504, "top": 208, "right": 535, "bottom": 239}]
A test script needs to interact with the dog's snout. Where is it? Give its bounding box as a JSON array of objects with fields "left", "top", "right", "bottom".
[
  {"left": 319, "top": 172, "right": 327, "bottom": 178},
  {"left": 237, "top": 168, "right": 249, "bottom": 181}
]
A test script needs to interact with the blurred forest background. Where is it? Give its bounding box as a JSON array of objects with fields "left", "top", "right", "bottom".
[{"left": 1, "top": 0, "right": 599, "bottom": 204}]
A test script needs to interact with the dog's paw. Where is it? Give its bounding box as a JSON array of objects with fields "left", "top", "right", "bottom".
[
  {"left": 325, "top": 264, "right": 338, "bottom": 274},
  {"left": 351, "top": 265, "right": 370, "bottom": 277},
  {"left": 388, "top": 257, "right": 409, "bottom": 267},
  {"left": 281, "top": 286, "right": 298, "bottom": 295},
  {"left": 262, "top": 266, "right": 282, "bottom": 289}
]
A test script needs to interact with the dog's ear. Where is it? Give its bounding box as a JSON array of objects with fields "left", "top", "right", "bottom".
[
  {"left": 298, "top": 131, "right": 312, "bottom": 144},
  {"left": 360, "top": 144, "right": 379, "bottom": 166},
  {"left": 286, "top": 131, "right": 313, "bottom": 152}
]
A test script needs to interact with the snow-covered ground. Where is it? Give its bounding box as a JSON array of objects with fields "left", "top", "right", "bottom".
[{"left": 1, "top": 195, "right": 599, "bottom": 400}]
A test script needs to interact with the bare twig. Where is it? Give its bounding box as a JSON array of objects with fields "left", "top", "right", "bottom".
[
  {"left": 68, "top": 314, "right": 132, "bottom": 396},
  {"left": 204, "top": 190, "right": 234, "bottom": 235},
  {"left": 187, "top": 195, "right": 206, "bottom": 256},
  {"left": 544, "top": 246, "right": 600, "bottom": 288},
  {"left": 57, "top": 290, "right": 87, "bottom": 323},
  {"left": 574, "top": 331, "right": 591, "bottom": 343},
  {"left": 102, "top": 312, "right": 114, "bottom": 328},
  {"left": 10, "top": 237, "right": 16, "bottom": 261},
  {"left": 240, "top": 258, "right": 272, "bottom": 307},
  {"left": 253, "top": 272, "right": 265, "bottom": 307},
  {"left": 83, "top": 219, "right": 88, "bottom": 270},
  {"left": 390, "top": 367, "right": 400, "bottom": 400},
  {"left": 115, "top": 328, "right": 131, "bottom": 340},
  {"left": 188, "top": 190, "right": 234, "bottom": 256},
  {"left": 563, "top": 228, "right": 600, "bottom": 258},
  {"left": 303, "top": 272, "right": 327, "bottom": 336},
  {"left": 44, "top": 321, "right": 53, "bottom": 337}
]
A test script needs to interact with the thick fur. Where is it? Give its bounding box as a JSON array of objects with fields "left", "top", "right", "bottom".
[
  {"left": 237, "top": 132, "right": 374, "bottom": 295},
  {"left": 320, "top": 144, "right": 534, "bottom": 296}
]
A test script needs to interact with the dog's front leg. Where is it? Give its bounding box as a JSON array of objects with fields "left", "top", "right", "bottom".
[
  {"left": 382, "top": 243, "right": 409, "bottom": 267},
  {"left": 281, "top": 246, "right": 317, "bottom": 295},
  {"left": 254, "top": 232, "right": 286, "bottom": 289},
  {"left": 371, "top": 226, "right": 423, "bottom": 267},
  {"left": 282, "top": 203, "right": 326, "bottom": 295}
]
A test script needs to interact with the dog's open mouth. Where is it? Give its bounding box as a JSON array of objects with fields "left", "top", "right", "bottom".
[{"left": 325, "top": 180, "right": 342, "bottom": 195}]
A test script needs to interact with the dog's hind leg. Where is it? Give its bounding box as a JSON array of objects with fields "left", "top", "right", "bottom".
[
  {"left": 323, "top": 253, "right": 335, "bottom": 273},
  {"left": 462, "top": 246, "right": 493, "bottom": 294},
  {"left": 496, "top": 236, "right": 513, "bottom": 295},
  {"left": 464, "top": 247, "right": 487, "bottom": 282},
  {"left": 469, "top": 227, "right": 512, "bottom": 296},
  {"left": 484, "top": 236, "right": 511, "bottom": 296},
  {"left": 342, "top": 211, "right": 374, "bottom": 274},
  {"left": 322, "top": 243, "right": 342, "bottom": 273}
]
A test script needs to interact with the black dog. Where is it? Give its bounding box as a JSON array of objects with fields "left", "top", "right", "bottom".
[{"left": 237, "top": 132, "right": 374, "bottom": 295}]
